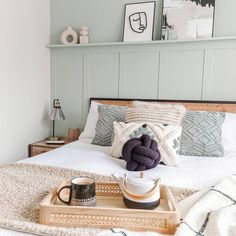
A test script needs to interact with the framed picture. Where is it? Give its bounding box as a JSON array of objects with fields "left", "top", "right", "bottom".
[
  {"left": 123, "top": 1, "right": 156, "bottom": 42},
  {"left": 161, "top": 0, "right": 215, "bottom": 40}
]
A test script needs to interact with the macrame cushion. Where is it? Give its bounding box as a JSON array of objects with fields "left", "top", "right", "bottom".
[
  {"left": 132, "top": 101, "right": 187, "bottom": 120},
  {"left": 125, "top": 108, "right": 185, "bottom": 126},
  {"left": 110, "top": 122, "right": 182, "bottom": 166},
  {"left": 122, "top": 134, "right": 161, "bottom": 171}
]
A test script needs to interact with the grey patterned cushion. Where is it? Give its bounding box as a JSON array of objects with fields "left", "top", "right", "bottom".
[
  {"left": 92, "top": 105, "right": 127, "bottom": 146},
  {"left": 179, "top": 111, "right": 226, "bottom": 157}
]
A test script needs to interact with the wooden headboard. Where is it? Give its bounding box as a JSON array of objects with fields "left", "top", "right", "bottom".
[{"left": 90, "top": 98, "right": 236, "bottom": 114}]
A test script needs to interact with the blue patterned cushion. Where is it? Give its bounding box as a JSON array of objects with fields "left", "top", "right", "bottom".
[
  {"left": 179, "top": 112, "right": 225, "bottom": 157},
  {"left": 92, "top": 105, "right": 127, "bottom": 146}
]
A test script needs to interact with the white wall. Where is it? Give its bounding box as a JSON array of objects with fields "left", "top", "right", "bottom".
[{"left": 0, "top": 0, "right": 51, "bottom": 164}]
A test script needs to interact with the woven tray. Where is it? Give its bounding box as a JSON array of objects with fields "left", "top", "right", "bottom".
[{"left": 39, "top": 181, "right": 180, "bottom": 234}]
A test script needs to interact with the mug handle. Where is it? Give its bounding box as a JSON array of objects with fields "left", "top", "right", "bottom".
[{"left": 58, "top": 185, "right": 72, "bottom": 205}]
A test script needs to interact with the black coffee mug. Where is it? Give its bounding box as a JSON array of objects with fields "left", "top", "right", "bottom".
[{"left": 58, "top": 177, "right": 96, "bottom": 206}]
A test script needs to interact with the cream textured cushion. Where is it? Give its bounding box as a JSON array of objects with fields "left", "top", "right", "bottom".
[
  {"left": 132, "top": 101, "right": 187, "bottom": 115},
  {"left": 125, "top": 108, "right": 184, "bottom": 126},
  {"left": 111, "top": 122, "right": 182, "bottom": 166}
]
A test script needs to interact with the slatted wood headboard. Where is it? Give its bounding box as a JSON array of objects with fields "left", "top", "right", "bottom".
[{"left": 90, "top": 98, "right": 236, "bottom": 113}]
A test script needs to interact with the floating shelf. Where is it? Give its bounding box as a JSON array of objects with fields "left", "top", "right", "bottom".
[{"left": 47, "top": 36, "right": 236, "bottom": 48}]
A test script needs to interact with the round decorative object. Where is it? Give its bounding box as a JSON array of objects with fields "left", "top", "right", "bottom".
[
  {"left": 60, "top": 27, "right": 78, "bottom": 45},
  {"left": 122, "top": 134, "right": 161, "bottom": 171}
]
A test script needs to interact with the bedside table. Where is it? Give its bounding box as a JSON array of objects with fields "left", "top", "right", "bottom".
[{"left": 29, "top": 138, "right": 72, "bottom": 157}]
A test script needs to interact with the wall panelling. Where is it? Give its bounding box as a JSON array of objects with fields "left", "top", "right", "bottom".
[
  {"left": 51, "top": 52, "right": 84, "bottom": 135},
  {"left": 158, "top": 49, "right": 204, "bottom": 100},
  {"left": 50, "top": 39, "right": 236, "bottom": 136},
  {"left": 202, "top": 48, "right": 236, "bottom": 101},
  {"left": 119, "top": 50, "right": 160, "bottom": 99}
]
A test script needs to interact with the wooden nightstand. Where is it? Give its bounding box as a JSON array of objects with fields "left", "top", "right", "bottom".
[{"left": 29, "top": 138, "right": 72, "bottom": 157}]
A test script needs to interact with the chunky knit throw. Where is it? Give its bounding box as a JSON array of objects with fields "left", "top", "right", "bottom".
[{"left": 122, "top": 134, "right": 161, "bottom": 171}]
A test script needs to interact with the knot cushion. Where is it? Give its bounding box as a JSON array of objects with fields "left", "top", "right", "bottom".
[{"left": 122, "top": 134, "right": 161, "bottom": 171}]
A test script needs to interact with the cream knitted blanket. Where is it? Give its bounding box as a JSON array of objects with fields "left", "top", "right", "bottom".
[{"left": 0, "top": 163, "right": 195, "bottom": 236}]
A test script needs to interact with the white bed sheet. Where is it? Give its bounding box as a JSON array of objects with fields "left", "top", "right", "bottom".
[{"left": 1, "top": 140, "right": 236, "bottom": 236}]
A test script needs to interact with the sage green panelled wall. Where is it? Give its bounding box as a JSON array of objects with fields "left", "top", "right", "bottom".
[
  {"left": 50, "top": 0, "right": 236, "bottom": 136},
  {"left": 51, "top": 52, "right": 84, "bottom": 136},
  {"left": 51, "top": 39, "right": 236, "bottom": 136}
]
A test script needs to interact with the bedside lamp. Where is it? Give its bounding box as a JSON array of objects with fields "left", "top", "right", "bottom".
[{"left": 49, "top": 99, "right": 66, "bottom": 140}]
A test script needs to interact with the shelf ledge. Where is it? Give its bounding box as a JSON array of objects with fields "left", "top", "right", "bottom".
[{"left": 46, "top": 36, "right": 236, "bottom": 48}]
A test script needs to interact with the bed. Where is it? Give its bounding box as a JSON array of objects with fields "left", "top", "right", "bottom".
[{"left": 1, "top": 98, "right": 236, "bottom": 236}]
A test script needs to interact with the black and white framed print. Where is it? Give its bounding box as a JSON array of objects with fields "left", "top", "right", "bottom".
[
  {"left": 161, "top": 0, "right": 215, "bottom": 40},
  {"left": 123, "top": 1, "right": 156, "bottom": 42}
]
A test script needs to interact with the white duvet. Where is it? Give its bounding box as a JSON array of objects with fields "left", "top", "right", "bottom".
[
  {"left": 1, "top": 140, "right": 236, "bottom": 236},
  {"left": 22, "top": 140, "right": 236, "bottom": 190}
]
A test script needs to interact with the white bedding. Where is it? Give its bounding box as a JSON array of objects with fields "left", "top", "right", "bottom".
[{"left": 1, "top": 140, "right": 236, "bottom": 236}]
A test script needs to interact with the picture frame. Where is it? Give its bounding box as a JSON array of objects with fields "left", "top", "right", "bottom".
[
  {"left": 161, "top": 0, "right": 215, "bottom": 40},
  {"left": 123, "top": 1, "right": 156, "bottom": 42}
]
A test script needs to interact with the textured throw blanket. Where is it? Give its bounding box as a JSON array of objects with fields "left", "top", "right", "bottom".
[
  {"left": 176, "top": 175, "right": 236, "bottom": 236},
  {"left": 0, "top": 163, "right": 194, "bottom": 236}
]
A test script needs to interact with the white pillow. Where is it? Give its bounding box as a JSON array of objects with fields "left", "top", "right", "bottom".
[
  {"left": 79, "top": 101, "right": 100, "bottom": 143},
  {"left": 222, "top": 113, "right": 236, "bottom": 155},
  {"left": 111, "top": 122, "right": 182, "bottom": 167}
]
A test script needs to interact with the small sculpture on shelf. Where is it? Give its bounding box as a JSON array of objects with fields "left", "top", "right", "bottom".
[
  {"left": 60, "top": 26, "right": 78, "bottom": 45},
  {"left": 79, "top": 26, "right": 89, "bottom": 44}
]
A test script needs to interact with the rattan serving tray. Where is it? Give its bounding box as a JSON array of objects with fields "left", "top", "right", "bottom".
[{"left": 39, "top": 181, "right": 180, "bottom": 234}]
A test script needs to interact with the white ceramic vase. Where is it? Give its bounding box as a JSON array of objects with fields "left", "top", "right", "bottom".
[{"left": 60, "top": 26, "right": 78, "bottom": 45}]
